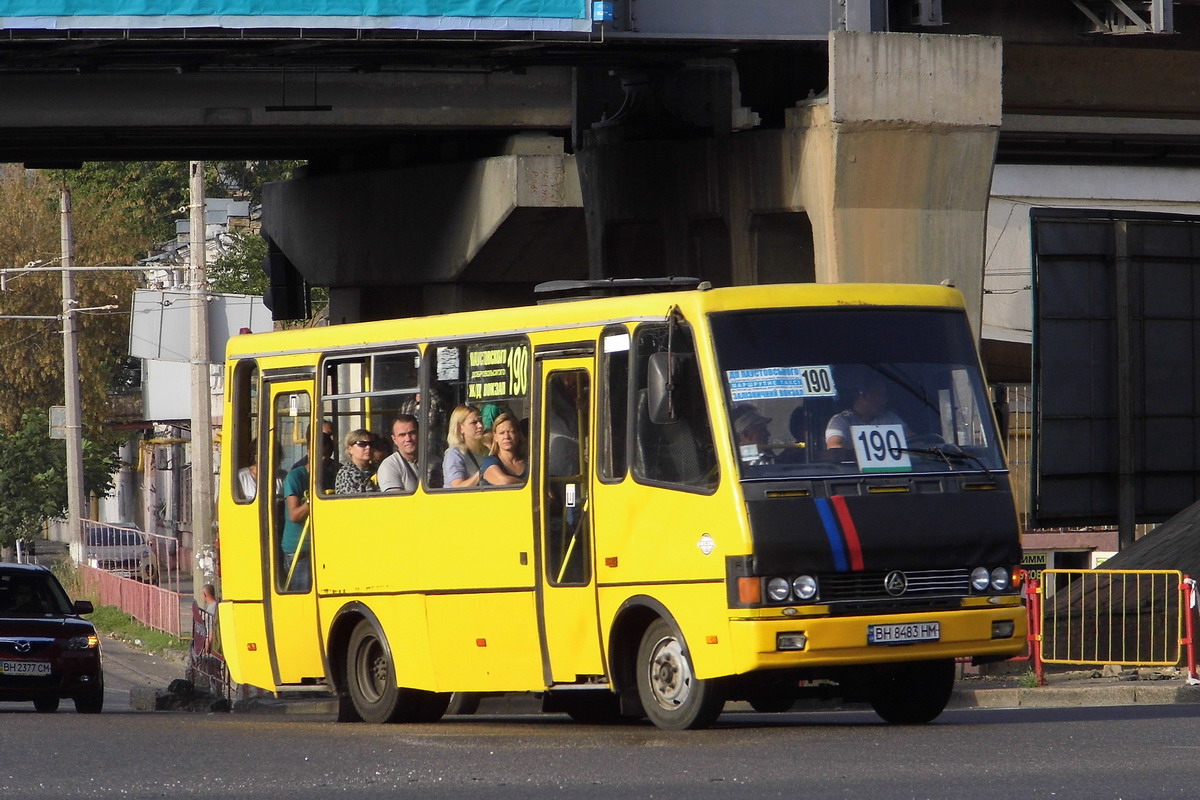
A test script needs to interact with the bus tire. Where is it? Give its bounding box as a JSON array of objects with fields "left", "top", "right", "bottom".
[
  {"left": 394, "top": 690, "right": 450, "bottom": 723},
  {"left": 635, "top": 618, "right": 724, "bottom": 731},
  {"left": 345, "top": 619, "right": 403, "bottom": 723},
  {"left": 445, "top": 692, "right": 482, "bottom": 716},
  {"left": 868, "top": 659, "right": 955, "bottom": 724},
  {"left": 557, "top": 691, "right": 629, "bottom": 725}
]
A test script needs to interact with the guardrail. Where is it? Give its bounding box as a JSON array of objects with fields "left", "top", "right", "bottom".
[
  {"left": 79, "top": 564, "right": 187, "bottom": 637},
  {"left": 1025, "top": 569, "right": 1199, "bottom": 686}
]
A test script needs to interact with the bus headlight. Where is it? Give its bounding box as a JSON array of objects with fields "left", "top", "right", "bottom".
[
  {"left": 766, "top": 577, "right": 791, "bottom": 603},
  {"left": 990, "top": 567, "right": 1011, "bottom": 592},
  {"left": 970, "top": 567, "right": 990, "bottom": 591},
  {"left": 792, "top": 575, "right": 818, "bottom": 601}
]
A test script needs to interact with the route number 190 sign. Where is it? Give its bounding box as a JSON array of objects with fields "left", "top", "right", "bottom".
[{"left": 850, "top": 424, "right": 912, "bottom": 473}]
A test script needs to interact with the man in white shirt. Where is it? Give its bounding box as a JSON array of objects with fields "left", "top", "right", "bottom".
[{"left": 377, "top": 414, "right": 420, "bottom": 493}]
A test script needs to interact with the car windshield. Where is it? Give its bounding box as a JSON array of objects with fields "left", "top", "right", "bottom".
[
  {"left": 0, "top": 572, "right": 75, "bottom": 617},
  {"left": 710, "top": 307, "right": 1005, "bottom": 479}
]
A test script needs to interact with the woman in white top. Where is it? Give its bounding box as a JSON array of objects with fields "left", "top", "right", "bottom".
[{"left": 442, "top": 404, "right": 489, "bottom": 488}]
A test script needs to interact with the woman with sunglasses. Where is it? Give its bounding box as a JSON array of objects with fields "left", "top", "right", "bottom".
[{"left": 334, "top": 428, "right": 381, "bottom": 494}]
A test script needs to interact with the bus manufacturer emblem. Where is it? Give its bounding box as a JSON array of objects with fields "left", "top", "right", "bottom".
[
  {"left": 884, "top": 571, "right": 907, "bottom": 596},
  {"left": 697, "top": 533, "right": 715, "bottom": 556}
]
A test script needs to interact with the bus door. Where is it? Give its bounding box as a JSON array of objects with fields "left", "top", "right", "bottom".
[
  {"left": 536, "top": 356, "right": 605, "bottom": 684},
  {"left": 263, "top": 376, "right": 324, "bottom": 687}
]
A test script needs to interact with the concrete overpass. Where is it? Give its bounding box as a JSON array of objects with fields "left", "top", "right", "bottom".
[{"left": 4, "top": 0, "right": 1200, "bottom": 329}]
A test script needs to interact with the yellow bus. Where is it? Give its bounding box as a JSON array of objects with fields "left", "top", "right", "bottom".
[{"left": 218, "top": 281, "right": 1025, "bottom": 730}]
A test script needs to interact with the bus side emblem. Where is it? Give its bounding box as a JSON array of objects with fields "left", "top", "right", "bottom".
[
  {"left": 697, "top": 533, "right": 715, "bottom": 556},
  {"left": 884, "top": 571, "right": 907, "bottom": 596}
]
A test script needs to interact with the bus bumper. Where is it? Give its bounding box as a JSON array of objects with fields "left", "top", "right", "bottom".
[{"left": 727, "top": 604, "right": 1026, "bottom": 674}]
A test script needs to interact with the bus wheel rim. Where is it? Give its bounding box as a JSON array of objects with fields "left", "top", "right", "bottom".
[{"left": 647, "top": 636, "right": 692, "bottom": 711}]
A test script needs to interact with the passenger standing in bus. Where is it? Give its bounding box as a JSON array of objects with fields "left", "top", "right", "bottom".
[
  {"left": 479, "top": 413, "right": 527, "bottom": 486},
  {"left": 377, "top": 414, "right": 420, "bottom": 493},
  {"left": 442, "top": 404, "right": 488, "bottom": 488},
  {"left": 335, "top": 429, "right": 381, "bottom": 494}
]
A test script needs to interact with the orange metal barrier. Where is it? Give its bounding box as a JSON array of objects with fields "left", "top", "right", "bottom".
[{"left": 1026, "top": 569, "right": 1199, "bottom": 685}]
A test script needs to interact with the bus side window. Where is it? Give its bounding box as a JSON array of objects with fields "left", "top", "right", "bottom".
[
  {"left": 631, "top": 324, "right": 718, "bottom": 491},
  {"left": 230, "top": 360, "right": 259, "bottom": 504},
  {"left": 599, "top": 328, "right": 630, "bottom": 482}
]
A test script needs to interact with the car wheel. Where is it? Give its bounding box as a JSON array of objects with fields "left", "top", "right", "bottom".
[
  {"left": 635, "top": 618, "right": 725, "bottom": 731},
  {"left": 33, "top": 696, "right": 60, "bottom": 713},
  {"left": 74, "top": 693, "right": 104, "bottom": 714}
]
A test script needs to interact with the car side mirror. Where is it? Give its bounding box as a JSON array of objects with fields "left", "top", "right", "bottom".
[{"left": 73, "top": 600, "right": 94, "bottom": 615}]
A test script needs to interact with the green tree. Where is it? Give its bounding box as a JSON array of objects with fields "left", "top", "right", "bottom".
[
  {"left": 0, "top": 166, "right": 140, "bottom": 434},
  {"left": 0, "top": 409, "right": 119, "bottom": 548},
  {"left": 209, "top": 230, "right": 269, "bottom": 296}
]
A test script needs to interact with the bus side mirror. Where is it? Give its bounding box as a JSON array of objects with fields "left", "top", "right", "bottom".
[{"left": 647, "top": 351, "right": 685, "bottom": 424}]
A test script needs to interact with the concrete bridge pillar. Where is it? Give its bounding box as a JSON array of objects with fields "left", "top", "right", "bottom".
[{"left": 578, "top": 31, "right": 1001, "bottom": 332}]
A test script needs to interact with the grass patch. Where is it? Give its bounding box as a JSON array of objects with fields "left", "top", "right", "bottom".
[
  {"left": 49, "top": 556, "right": 187, "bottom": 657},
  {"left": 86, "top": 605, "right": 187, "bottom": 656}
]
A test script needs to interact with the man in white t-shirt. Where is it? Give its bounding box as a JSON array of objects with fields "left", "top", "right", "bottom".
[
  {"left": 825, "top": 379, "right": 908, "bottom": 449},
  {"left": 377, "top": 414, "right": 421, "bottom": 493}
]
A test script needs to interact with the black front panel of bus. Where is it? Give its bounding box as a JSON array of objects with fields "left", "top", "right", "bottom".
[{"left": 746, "top": 489, "right": 1021, "bottom": 575}]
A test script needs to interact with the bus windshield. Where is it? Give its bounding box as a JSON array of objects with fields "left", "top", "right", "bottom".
[{"left": 710, "top": 307, "right": 1004, "bottom": 479}]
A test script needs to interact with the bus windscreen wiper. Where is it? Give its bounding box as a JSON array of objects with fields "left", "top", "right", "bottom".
[{"left": 900, "top": 444, "right": 995, "bottom": 479}]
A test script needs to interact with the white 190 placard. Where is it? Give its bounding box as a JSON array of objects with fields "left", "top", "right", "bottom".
[{"left": 850, "top": 424, "right": 912, "bottom": 473}]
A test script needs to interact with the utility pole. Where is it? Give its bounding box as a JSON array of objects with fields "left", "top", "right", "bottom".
[
  {"left": 60, "top": 185, "right": 87, "bottom": 563},
  {"left": 189, "top": 162, "right": 216, "bottom": 599}
]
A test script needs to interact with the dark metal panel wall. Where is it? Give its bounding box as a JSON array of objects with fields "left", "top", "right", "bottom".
[{"left": 1033, "top": 209, "right": 1200, "bottom": 529}]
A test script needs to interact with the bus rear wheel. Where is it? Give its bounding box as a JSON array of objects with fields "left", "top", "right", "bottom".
[
  {"left": 635, "top": 618, "right": 724, "bottom": 730},
  {"left": 868, "top": 659, "right": 955, "bottom": 724},
  {"left": 347, "top": 620, "right": 400, "bottom": 723},
  {"left": 345, "top": 620, "right": 449, "bottom": 724}
]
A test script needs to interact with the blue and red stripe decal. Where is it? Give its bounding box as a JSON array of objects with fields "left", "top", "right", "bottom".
[{"left": 813, "top": 496, "right": 865, "bottom": 572}]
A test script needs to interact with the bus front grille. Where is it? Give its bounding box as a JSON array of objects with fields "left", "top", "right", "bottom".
[{"left": 820, "top": 569, "right": 970, "bottom": 603}]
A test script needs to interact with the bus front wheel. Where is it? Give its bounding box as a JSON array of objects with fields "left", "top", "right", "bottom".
[
  {"left": 868, "top": 659, "right": 955, "bottom": 724},
  {"left": 635, "top": 618, "right": 725, "bottom": 730},
  {"left": 346, "top": 620, "right": 403, "bottom": 723}
]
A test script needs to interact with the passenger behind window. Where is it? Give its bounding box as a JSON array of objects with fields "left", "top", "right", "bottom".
[
  {"left": 442, "top": 404, "right": 488, "bottom": 488},
  {"left": 335, "top": 429, "right": 380, "bottom": 494},
  {"left": 377, "top": 414, "right": 421, "bottom": 493},
  {"left": 479, "top": 412, "right": 527, "bottom": 486},
  {"left": 237, "top": 441, "right": 259, "bottom": 501},
  {"left": 825, "top": 378, "right": 910, "bottom": 450}
]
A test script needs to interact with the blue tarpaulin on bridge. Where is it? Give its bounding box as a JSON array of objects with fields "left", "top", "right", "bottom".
[{"left": 0, "top": 0, "right": 590, "bottom": 29}]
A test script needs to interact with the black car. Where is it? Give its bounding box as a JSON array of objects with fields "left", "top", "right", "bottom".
[{"left": 0, "top": 563, "right": 104, "bottom": 713}]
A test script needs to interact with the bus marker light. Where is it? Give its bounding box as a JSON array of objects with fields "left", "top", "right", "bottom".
[
  {"left": 605, "top": 557, "right": 618, "bottom": 568},
  {"left": 706, "top": 636, "right": 718, "bottom": 645},
  {"left": 777, "top": 633, "right": 808, "bottom": 651},
  {"left": 738, "top": 577, "right": 761, "bottom": 604},
  {"left": 782, "top": 607, "right": 798, "bottom": 617},
  {"left": 247, "top": 643, "right": 257, "bottom": 651},
  {"left": 476, "top": 639, "right": 487, "bottom": 647}
]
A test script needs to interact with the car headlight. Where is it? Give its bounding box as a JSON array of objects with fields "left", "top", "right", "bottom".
[
  {"left": 792, "top": 575, "right": 818, "bottom": 601},
  {"left": 766, "top": 577, "right": 791, "bottom": 603},
  {"left": 66, "top": 635, "right": 99, "bottom": 650},
  {"left": 990, "top": 567, "right": 1011, "bottom": 592},
  {"left": 970, "top": 567, "right": 991, "bottom": 591}
]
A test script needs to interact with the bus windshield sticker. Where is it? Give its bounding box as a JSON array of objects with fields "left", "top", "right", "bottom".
[
  {"left": 436, "top": 346, "right": 460, "bottom": 382},
  {"left": 467, "top": 341, "right": 530, "bottom": 401},
  {"left": 850, "top": 424, "right": 913, "bottom": 473},
  {"left": 726, "top": 365, "right": 837, "bottom": 402}
]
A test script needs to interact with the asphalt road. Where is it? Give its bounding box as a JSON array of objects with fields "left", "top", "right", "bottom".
[
  {"left": 2, "top": 640, "right": 1199, "bottom": 799},
  {"left": 2, "top": 694, "right": 1199, "bottom": 797}
]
